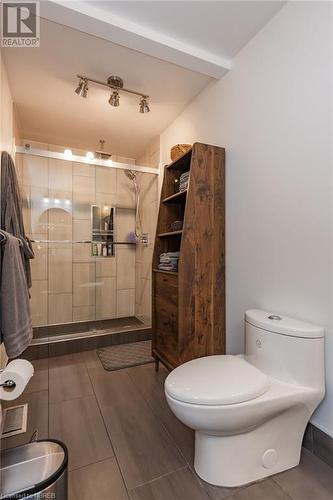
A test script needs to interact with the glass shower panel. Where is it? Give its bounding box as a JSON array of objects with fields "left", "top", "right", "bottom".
[{"left": 18, "top": 150, "right": 159, "bottom": 341}]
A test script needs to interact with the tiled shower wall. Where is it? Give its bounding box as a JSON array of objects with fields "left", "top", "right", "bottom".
[{"left": 16, "top": 143, "right": 146, "bottom": 327}]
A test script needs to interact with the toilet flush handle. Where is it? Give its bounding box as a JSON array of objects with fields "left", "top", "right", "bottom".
[{"left": 268, "top": 315, "right": 282, "bottom": 320}]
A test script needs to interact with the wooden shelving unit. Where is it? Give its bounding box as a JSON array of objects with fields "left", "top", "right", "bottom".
[
  {"left": 157, "top": 230, "right": 183, "bottom": 238},
  {"left": 152, "top": 142, "right": 225, "bottom": 371},
  {"left": 162, "top": 191, "right": 187, "bottom": 204}
]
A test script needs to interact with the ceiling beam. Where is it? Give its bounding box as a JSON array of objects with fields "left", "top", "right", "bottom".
[{"left": 41, "top": 1, "right": 231, "bottom": 79}]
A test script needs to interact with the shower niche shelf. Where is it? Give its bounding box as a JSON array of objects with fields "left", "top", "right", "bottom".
[
  {"left": 152, "top": 142, "right": 225, "bottom": 371},
  {"left": 91, "top": 204, "right": 115, "bottom": 257}
]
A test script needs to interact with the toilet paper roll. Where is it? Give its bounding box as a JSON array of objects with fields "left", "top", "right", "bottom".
[{"left": 0, "top": 359, "right": 34, "bottom": 401}]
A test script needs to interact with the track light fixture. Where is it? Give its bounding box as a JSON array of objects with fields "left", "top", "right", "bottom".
[
  {"left": 74, "top": 74, "right": 150, "bottom": 113},
  {"left": 109, "top": 91, "right": 120, "bottom": 107},
  {"left": 75, "top": 78, "right": 88, "bottom": 98},
  {"left": 139, "top": 97, "right": 150, "bottom": 114}
]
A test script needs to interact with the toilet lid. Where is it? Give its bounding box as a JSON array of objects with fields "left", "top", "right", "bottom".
[{"left": 165, "top": 355, "right": 270, "bottom": 406}]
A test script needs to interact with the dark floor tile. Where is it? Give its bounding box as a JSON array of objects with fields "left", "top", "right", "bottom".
[
  {"left": 127, "top": 364, "right": 194, "bottom": 464},
  {"left": 129, "top": 467, "right": 210, "bottom": 500},
  {"left": 89, "top": 366, "right": 185, "bottom": 489},
  {"left": 25, "top": 358, "right": 49, "bottom": 394},
  {"left": 1, "top": 390, "right": 48, "bottom": 449},
  {"left": 229, "top": 479, "right": 290, "bottom": 500},
  {"left": 69, "top": 458, "right": 129, "bottom": 500},
  {"left": 77, "top": 349, "right": 102, "bottom": 369},
  {"left": 49, "top": 353, "right": 93, "bottom": 403},
  {"left": 49, "top": 395, "right": 114, "bottom": 471},
  {"left": 302, "top": 424, "right": 313, "bottom": 452},
  {"left": 313, "top": 426, "right": 333, "bottom": 469},
  {"left": 273, "top": 448, "right": 333, "bottom": 500},
  {"left": 198, "top": 475, "right": 242, "bottom": 500}
]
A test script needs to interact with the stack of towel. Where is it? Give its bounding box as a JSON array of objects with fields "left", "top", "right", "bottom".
[
  {"left": 179, "top": 171, "right": 190, "bottom": 192},
  {"left": 158, "top": 252, "right": 180, "bottom": 272}
]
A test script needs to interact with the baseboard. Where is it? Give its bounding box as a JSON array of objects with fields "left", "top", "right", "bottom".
[{"left": 303, "top": 423, "right": 333, "bottom": 469}]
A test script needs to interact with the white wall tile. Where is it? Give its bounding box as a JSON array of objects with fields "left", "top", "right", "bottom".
[
  {"left": 73, "top": 306, "right": 96, "bottom": 322},
  {"left": 73, "top": 175, "right": 95, "bottom": 219},
  {"left": 117, "top": 289, "right": 135, "bottom": 317},
  {"left": 73, "top": 162, "right": 95, "bottom": 178},
  {"left": 49, "top": 159, "right": 72, "bottom": 192},
  {"left": 96, "top": 166, "right": 116, "bottom": 194},
  {"left": 73, "top": 263, "right": 96, "bottom": 306},
  {"left": 23, "top": 154, "right": 48, "bottom": 188},
  {"left": 96, "top": 277, "right": 116, "bottom": 319},
  {"left": 49, "top": 294, "right": 73, "bottom": 324},
  {"left": 116, "top": 208, "right": 136, "bottom": 242},
  {"left": 116, "top": 170, "right": 136, "bottom": 208},
  {"left": 31, "top": 280, "right": 48, "bottom": 326},
  {"left": 31, "top": 238, "right": 48, "bottom": 281},
  {"left": 49, "top": 247, "right": 72, "bottom": 293},
  {"left": 116, "top": 247, "right": 135, "bottom": 289},
  {"left": 96, "top": 257, "right": 117, "bottom": 278},
  {"left": 48, "top": 206, "right": 72, "bottom": 244}
]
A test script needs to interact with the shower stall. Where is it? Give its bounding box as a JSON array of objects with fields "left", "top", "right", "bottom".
[{"left": 16, "top": 143, "right": 159, "bottom": 347}]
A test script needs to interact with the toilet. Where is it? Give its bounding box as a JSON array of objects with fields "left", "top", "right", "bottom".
[{"left": 165, "top": 309, "right": 325, "bottom": 487}]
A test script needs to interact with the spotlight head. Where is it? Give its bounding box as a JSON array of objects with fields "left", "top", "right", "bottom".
[
  {"left": 109, "top": 91, "right": 120, "bottom": 107},
  {"left": 75, "top": 79, "right": 88, "bottom": 98},
  {"left": 139, "top": 97, "right": 150, "bottom": 113}
]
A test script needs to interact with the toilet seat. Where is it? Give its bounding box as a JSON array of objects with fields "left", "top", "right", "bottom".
[{"left": 165, "top": 355, "right": 270, "bottom": 406}]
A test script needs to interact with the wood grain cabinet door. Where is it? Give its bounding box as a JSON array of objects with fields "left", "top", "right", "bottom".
[{"left": 154, "top": 273, "right": 179, "bottom": 365}]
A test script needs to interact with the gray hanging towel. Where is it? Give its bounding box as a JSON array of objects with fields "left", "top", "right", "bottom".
[
  {"left": 1, "top": 151, "right": 34, "bottom": 288},
  {"left": 1, "top": 231, "right": 33, "bottom": 358}
]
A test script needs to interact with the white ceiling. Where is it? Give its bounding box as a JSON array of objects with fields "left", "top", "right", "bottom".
[
  {"left": 3, "top": 18, "right": 211, "bottom": 158},
  {"left": 89, "top": 1, "right": 284, "bottom": 61},
  {"left": 4, "top": 1, "right": 285, "bottom": 159}
]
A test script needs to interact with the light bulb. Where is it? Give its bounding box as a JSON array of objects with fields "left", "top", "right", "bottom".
[
  {"left": 86, "top": 151, "right": 94, "bottom": 161},
  {"left": 64, "top": 149, "right": 72, "bottom": 158}
]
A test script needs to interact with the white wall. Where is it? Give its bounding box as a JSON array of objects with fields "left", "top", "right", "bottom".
[
  {"left": 0, "top": 49, "right": 14, "bottom": 155},
  {"left": 161, "top": 2, "right": 333, "bottom": 436}
]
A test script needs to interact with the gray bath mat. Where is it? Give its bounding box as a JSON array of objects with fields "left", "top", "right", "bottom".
[{"left": 97, "top": 340, "right": 154, "bottom": 371}]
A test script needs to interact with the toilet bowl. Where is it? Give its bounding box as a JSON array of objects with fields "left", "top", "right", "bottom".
[{"left": 165, "top": 310, "right": 325, "bottom": 487}]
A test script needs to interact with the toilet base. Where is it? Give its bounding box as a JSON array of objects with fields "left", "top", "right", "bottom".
[{"left": 194, "top": 409, "right": 307, "bottom": 487}]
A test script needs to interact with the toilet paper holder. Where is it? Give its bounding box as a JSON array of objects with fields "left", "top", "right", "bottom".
[
  {"left": 0, "top": 368, "right": 16, "bottom": 389},
  {"left": 0, "top": 380, "right": 16, "bottom": 389}
]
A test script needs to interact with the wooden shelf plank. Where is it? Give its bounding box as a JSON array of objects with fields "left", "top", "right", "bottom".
[
  {"left": 153, "top": 269, "right": 178, "bottom": 276},
  {"left": 158, "top": 230, "right": 183, "bottom": 238},
  {"left": 162, "top": 190, "right": 187, "bottom": 204},
  {"left": 166, "top": 148, "right": 192, "bottom": 171}
]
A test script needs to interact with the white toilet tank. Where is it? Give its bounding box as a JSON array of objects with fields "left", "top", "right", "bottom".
[{"left": 244, "top": 310, "right": 325, "bottom": 390}]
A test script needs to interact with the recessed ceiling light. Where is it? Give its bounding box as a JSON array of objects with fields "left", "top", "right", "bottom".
[
  {"left": 64, "top": 149, "right": 72, "bottom": 158},
  {"left": 86, "top": 151, "right": 94, "bottom": 161},
  {"left": 54, "top": 198, "right": 60, "bottom": 204}
]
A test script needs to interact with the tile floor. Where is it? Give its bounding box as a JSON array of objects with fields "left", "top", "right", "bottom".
[{"left": 2, "top": 351, "right": 333, "bottom": 500}]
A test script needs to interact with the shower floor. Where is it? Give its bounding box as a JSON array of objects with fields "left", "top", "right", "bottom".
[
  {"left": 25, "top": 316, "right": 151, "bottom": 359},
  {"left": 32, "top": 317, "right": 149, "bottom": 343}
]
